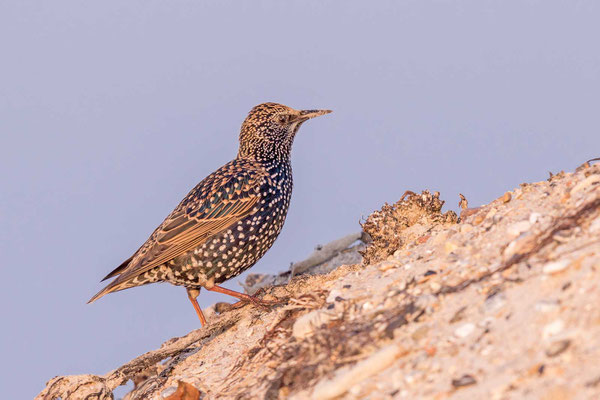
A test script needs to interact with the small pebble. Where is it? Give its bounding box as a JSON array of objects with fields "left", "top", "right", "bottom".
[
  {"left": 480, "top": 345, "right": 493, "bottom": 356},
  {"left": 485, "top": 208, "right": 497, "bottom": 219},
  {"left": 449, "top": 306, "right": 467, "bottom": 323},
  {"left": 545, "top": 339, "right": 571, "bottom": 357},
  {"left": 454, "top": 323, "right": 475, "bottom": 338},
  {"left": 543, "top": 259, "right": 570, "bottom": 274},
  {"left": 535, "top": 299, "right": 560, "bottom": 313},
  {"left": 543, "top": 319, "right": 564, "bottom": 339},
  {"left": 507, "top": 220, "right": 531, "bottom": 236},
  {"left": 378, "top": 261, "right": 397, "bottom": 272},
  {"left": 445, "top": 242, "right": 459, "bottom": 253},
  {"left": 502, "top": 192, "right": 512, "bottom": 203},
  {"left": 552, "top": 230, "right": 571, "bottom": 243},
  {"left": 411, "top": 325, "right": 430, "bottom": 341},
  {"left": 529, "top": 212, "right": 542, "bottom": 224},
  {"left": 503, "top": 233, "right": 535, "bottom": 258},
  {"left": 404, "top": 372, "right": 419, "bottom": 385},
  {"left": 452, "top": 374, "right": 477, "bottom": 388},
  {"left": 460, "top": 223, "right": 473, "bottom": 233}
]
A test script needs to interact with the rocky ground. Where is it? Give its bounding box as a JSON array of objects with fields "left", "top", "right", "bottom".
[{"left": 38, "top": 161, "right": 600, "bottom": 400}]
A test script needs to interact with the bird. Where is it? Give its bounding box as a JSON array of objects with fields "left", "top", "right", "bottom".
[{"left": 88, "top": 102, "right": 332, "bottom": 326}]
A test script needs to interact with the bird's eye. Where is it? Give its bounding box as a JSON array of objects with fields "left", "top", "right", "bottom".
[{"left": 277, "top": 115, "right": 289, "bottom": 124}]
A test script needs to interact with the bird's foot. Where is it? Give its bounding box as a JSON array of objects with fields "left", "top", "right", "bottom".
[
  {"left": 233, "top": 294, "right": 282, "bottom": 309},
  {"left": 214, "top": 295, "right": 283, "bottom": 314},
  {"left": 207, "top": 284, "right": 284, "bottom": 312}
]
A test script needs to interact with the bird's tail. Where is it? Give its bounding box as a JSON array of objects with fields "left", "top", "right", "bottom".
[{"left": 87, "top": 277, "right": 137, "bottom": 304}]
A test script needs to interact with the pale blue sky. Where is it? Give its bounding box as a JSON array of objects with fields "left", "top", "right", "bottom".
[{"left": 2, "top": 1, "right": 599, "bottom": 397}]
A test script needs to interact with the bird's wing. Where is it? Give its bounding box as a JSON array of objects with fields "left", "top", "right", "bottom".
[{"left": 96, "top": 161, "right": 268, "bottom": 292}]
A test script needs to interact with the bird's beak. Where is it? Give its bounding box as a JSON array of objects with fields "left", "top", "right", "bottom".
[{"left": 295, "top": 109, "right": 332, "bottom": 122}]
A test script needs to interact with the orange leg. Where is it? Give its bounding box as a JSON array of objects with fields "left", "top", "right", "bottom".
[
  {"left": 207, "top": 285, "right": 280, "bottom": 308},
  {"left": 186, "top": 288, "right": 207, "bottom": 326}
]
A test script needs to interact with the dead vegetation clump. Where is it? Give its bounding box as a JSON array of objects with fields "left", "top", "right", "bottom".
[{"left": 360, "top": 190, "right": 458, "bottom": 264}]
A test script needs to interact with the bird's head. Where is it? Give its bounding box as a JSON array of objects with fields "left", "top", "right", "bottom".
[{"left": 238, "top": 102, "right": 331, "bottom": 161}]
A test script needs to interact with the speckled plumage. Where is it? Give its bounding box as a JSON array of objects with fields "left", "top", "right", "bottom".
[{"left": 89, "top": 103, "right": 331, "bottom": 325}]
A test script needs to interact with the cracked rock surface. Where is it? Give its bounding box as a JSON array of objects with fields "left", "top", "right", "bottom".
[{"left": 37, "top": 163, "right": 600, "bottom": 400}]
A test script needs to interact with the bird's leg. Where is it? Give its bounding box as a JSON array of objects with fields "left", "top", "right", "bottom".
[
  {"left": 186, "top": 288, "right": 207, "bottom": 326},
  {"left": 206, "top": 285, "right": 280, "bottom": 309}
]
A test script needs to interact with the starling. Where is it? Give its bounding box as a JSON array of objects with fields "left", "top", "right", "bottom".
[{"left": 88, "top": 103, "right": 331, "bottom": 326}]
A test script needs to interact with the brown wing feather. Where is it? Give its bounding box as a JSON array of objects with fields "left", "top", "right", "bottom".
[{"left": 115, "top": 196, "right": 258, "bottom": 283}]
